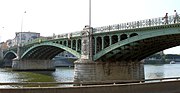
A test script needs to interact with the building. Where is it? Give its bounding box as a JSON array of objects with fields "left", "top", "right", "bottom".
[
  {"left": 0, "top": 32, "right": 43, "bottom": 67},
  {"left": 13, "top": 32, "right": 40, "bottom": 46},
  {"left": 0, "top": 42, "right": 8, "bottom": 50}
]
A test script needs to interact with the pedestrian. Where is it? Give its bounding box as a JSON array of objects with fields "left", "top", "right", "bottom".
[
  {"left": 163, "top": 13, "right": 168, "bottom": 24},
  {"left": 136, "top": 21, "right": 139, "bottom": 28},
  {"left": 148, "top": 19, "right": 151, "bottom": 26},
  {"left": 174, "top": 10, "right": 179, "bottom": 23},
  {"left": 126, "top": 23, "right": 129, "bottom": 29}
]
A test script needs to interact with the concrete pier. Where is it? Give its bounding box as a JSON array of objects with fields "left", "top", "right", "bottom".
[
  {"left": 0, "top": 49, "right": 3, "bottom": 67},
  {"left": 12, "top": 59, "right": 55, "bottom": 71},
  {"left": 74, "top": 59, "right": 144, "bottom": 82},
  {"left": 3, "top": 59, "right": 12, "bottom": 67}
]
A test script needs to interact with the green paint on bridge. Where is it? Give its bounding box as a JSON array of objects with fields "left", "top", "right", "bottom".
[{"left": 2, "top": 14, "right": 180, "bottom": 62}]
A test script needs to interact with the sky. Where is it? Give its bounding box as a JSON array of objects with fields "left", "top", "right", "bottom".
[{"left": 0, "top": 0, "right": 179, "bottom": 54}]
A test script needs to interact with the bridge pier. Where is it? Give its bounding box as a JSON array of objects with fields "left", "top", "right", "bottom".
[
  {"left": 12, "top": 59, "right": 55, "bottom": 71},
  {"left": 74, "top": 59, "right": 144, "bottom": 82},
  {"left": 0, "top": 49, "right": 3, "bottom": 67},
  {"left": 74, "top": 26, "right": 144, "bottom": 82},
  {"left": 3, "top": 59, "right": 12, "bottom": 67}
]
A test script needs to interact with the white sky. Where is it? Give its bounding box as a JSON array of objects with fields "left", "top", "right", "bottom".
[{"left": 0, "top": 0, "right": 179, "bottom": 54}]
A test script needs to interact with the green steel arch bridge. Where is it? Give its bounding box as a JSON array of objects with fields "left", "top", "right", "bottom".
[{"left": 1, "top": 14, "right": 180, "bottom": 82}]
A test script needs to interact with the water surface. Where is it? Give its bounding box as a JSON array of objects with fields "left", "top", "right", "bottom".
[{"left": 0, "top": 64, "right": 180, "bottom": 87}]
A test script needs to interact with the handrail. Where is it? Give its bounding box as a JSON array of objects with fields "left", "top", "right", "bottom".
[
  {"left": 93, "top": 14, "right": 180, "bottom": 33},
  {"left": 0, "top": 77, "right": 180, "bottom": 87},
  {"left": 23, "top": 14, "right": 180, "bottom": 44}
]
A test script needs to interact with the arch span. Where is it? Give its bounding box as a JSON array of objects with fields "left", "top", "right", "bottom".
[
  {"left": 94, "top": 27, "right": 180, "bottom": 61},
  {"left": 3, "top": 51, "right": 17, "bottom": 67},
  {"left": 21, "top": 42, "right": 81, "bottom": 60},
  {"left": 130, "top": 33, "right": 138, "bottom": 37},
  {"left": 4, "top": 50, "right": 17, "bottom": 59}
]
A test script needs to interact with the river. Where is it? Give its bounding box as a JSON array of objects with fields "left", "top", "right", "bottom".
[
  {"left": 0, "top": 64, "right": 180, "bottom": 87},
  {"left": 144, "top": 64, "right": 180, "bottom": 79}
]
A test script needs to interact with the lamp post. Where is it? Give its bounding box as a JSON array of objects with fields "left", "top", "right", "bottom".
[
  {"left": 20, "top": 11, "right": 26, "bottom": 46},
  {"left": 89, "top": 0, "right": 91, "bottom": 27},
  {"left": 0, "top": 27, "right": 4, "bottom": 42},
  {"left": 88, "top": 0, "right": 93, "bottom": 60},
  {"left": 17, "top": 11, "right": 26, "bottom": 59},
  {"left": 0, "top": 27, "right": 4, "bottom": 60}
]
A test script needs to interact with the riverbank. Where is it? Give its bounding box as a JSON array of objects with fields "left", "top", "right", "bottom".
[
  {"left": 1, "top": 79, "right": 180, "bottom": 93},
  {"left": 144, "top": 54, "right": 180, "bottom": 64}
]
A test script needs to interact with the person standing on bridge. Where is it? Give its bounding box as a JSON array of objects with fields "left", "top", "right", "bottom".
[
  {"left": 148, "top": 19, "right": 151, "bottom": 26},
  {"left": 163, "top": 13, "right": 168, "bottom": 24},
  {"left": 174, "top": 10, "right": 179, "bottom": 23}
]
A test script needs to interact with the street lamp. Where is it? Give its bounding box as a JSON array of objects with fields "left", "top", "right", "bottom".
[
  {"left": 20, "top": 11, "right": 26, "bottom": 46},
  {"left": 89, "top": 0, "right": 91, "bottom": 27},
  {"left": 17, "top": 11, "right": 26, "bottom": 59},
  {"left": 88, "top": 0, "right": 94, "bottom": 60},
  {"left": 0, "top": 27, "right": 4, "bottom": 42}
]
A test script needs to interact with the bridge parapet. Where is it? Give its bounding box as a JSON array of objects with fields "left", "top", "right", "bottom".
[
  {"left": 93, "top": 14, "right": 180, "bottom": 33},
  {"left": 46, "top": 15, "right": 179, "bottom": 38}
]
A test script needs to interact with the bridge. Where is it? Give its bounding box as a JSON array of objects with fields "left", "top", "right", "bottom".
[{"left": 1, "top": 14, "right": 180, "bottom": 82}]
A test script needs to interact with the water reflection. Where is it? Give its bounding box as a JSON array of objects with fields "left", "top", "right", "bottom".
[
  {"left": 0, "top": 67, "right": 74, "bottom": 83},
  {"left": 0, "top": 68, "right": 20, "bottom": 82},
  {"left": 144, "top": 65, "right": 165, "bottom": 79},
  {"left": 0, "top": 67, "right": 74, "bottom": 88},
  {"left": 53, "top": 67, "right": 74, "bottom": 82},
  {"left": 144, "top": 64, "right": 180, "bottom": 79},
  {"left": 17, "top": 71, "right": 55, "bottom": 82}
]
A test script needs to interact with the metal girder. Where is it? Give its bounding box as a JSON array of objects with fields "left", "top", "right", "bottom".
[
  {"left": 21, "top": 42, "right": 81, "bottom": 60},
  {"left": 3, "top": 50, "right": 17, "bottom": 59},
  {"left": 94, "top": 26, "right": 180, "bottom": 61}
]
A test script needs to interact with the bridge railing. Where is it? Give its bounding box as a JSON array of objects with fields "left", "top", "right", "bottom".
[
  {"left": 23, "top": 14, "right": 180, "bottom": 43},
  {"left": 1, "top": 77, "right": 180, "bottom": 88},
  {"left": 93, "top": 14, "right": 180, "bottom": 33},
  {"left": 52, "top": 31, "right": 82, "bottom": 40}
]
